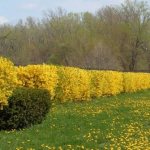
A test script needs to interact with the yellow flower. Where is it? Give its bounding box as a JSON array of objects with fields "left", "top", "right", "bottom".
[{"left": 0, "top": 57, "right": 19, "bottom": 109}]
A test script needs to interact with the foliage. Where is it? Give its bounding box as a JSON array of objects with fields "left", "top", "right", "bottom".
[
  {"left": 0, "top": 90, "right": 150, "bottom": 149},
  {"left": 0, "top": 87, "right": 51, "bottom": 130},
  {"left": 56, "top": 66, "right": 91, "bottom": 102},
  {"left": 17, "top": 65, "right": 58, "bottom": 99},
  {"left": 0, "top": 1, "right": 150, "bottom": 71},
  {"left": 123, "top": 72, "right": 150, "bottom": 92},
  {"left": 90, "top": 71, "right": 123, "bottom": 98},
  {"left": 0, "top": 57, "right": 18, "bottom": 109},
  {"left": 16, "top": 64, "right": 150, "bottom": 102}
]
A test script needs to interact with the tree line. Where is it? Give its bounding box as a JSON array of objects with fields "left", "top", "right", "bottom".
[{"left": 0, "top": 0, "right": 150, "bottom": 71}]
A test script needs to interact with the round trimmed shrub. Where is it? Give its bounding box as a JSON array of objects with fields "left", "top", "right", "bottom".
[{"left": 0, "top": 87, "right": 51, "bottom": 130}]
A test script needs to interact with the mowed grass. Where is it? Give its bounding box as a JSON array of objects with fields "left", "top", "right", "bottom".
[{"left": 0, "top": 91, "right": 150, "bottom": 150}]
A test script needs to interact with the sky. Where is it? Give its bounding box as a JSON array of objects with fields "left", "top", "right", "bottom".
[{"left": 0, "top": 0, "right": 149, "bottom": 25}]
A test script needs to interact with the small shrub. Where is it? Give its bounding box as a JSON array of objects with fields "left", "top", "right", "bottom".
[{"left": 0, "top": 87, "right": 51, "bottom": 130}]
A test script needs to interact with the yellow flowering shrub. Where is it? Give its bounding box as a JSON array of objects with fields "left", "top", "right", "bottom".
[
  {"left": 90, "top": 71, "right": 103, "bottom": 98},
  {"left": 16, "top": 64, "right": 150, "bottom": 102},
  {"left": 17, "top": 65, "right": 58, "bottom": 99},
  {"left": 101, "top": 71, "right": 123, "bottom": 95},
  {"left": 90, "top": 71, "right": 123, "bottom": 97},
  {"left": 123, "top": 73, "right": 150, "bottom": 92},
  {"left": 56, "top": 66, "right": 91, "bottom": 102},
  {"left": 0, "top": 57, "right": 18, "bottom": 109}
]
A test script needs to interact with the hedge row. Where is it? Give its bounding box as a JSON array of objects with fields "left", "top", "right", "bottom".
[
  {"left": 1, "top": 57, "right": 150, "bottom": 107},
  {"left": 17, "top": 65, "right": 150, "bottom": 102}
]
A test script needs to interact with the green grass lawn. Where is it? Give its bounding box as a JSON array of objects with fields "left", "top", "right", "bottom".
[{"left": 0, "top": 90, "right": 150, "bottom": 150}]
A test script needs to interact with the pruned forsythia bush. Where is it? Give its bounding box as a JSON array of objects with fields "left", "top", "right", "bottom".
[
  {"left": 0, "top": 57, "right": 18, "bottom": 109},
  {"left": 90, "top": 71, "right": 123, "bottom": 98},
  {"left": 17, "top": 65, "right": 58, "bottom": 99},
  {"left": 56, "top": 66, "right": 91, "bottom": 102},
  {"left": 123, "top": 73, "right": 150, "bottom": 92},
  {"left": 0, "top": 87, "right": 51, "bottom": 130}
]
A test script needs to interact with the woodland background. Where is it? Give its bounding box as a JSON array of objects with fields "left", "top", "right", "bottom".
[{"left": 0, "top": 0, "right": 150, "bottom": 72}]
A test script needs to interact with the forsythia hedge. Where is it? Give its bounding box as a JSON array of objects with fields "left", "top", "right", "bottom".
[
  {"left": 1, "top": 56, "right": 150, "bottom": 104},
  {"left": 17, "top": 65, "right": 58, "bottom": 99},
  {"left": 16, "top": 65, "right": 150, "bottom": 102},
  {"left": 0, "top": 57, "right": 18, "bottom": 109},
  {"left": 123, "top": 73, "right": 150, "bottom": 92},
  {"left": 56, "top": 67, "right": 91, "bottom": 102},
  {"left": 90, "top": 71, "right": 123, "bottom": 98}
]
